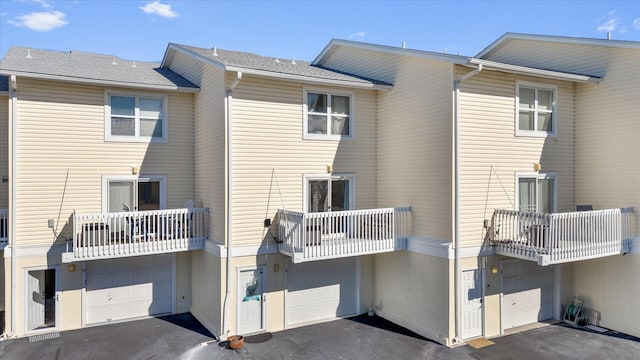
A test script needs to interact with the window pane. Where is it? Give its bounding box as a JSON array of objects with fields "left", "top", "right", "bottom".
[
  {"left": 331, "top": 179, "right": 350, "bottom": 211},
  {"left": 538, "top": 90, "right": 553, "bottom": 111},
  {"left": 519, "top": 111, "right": 534, "bottom": 131},
  {"left": 308, "top": 180, "right": 328, "bottom": 212},
  {"left": 308, "top": 114, "right": 327, "bottom": 134},
  {"left": 109, "top": 181, "right": 135, "bottom": 212},
  {"left": 308, "top": 93, "right": 327, "bottom": 113},
  {"left": 518, "top": 178, "right": 536, "bottom": 212},
  {"left": 331, "top": 95, "right": 350, "bottom": 115},
  {"left": 331, "top": 116, "right": 350, "bottom": 136},
  {"left": 519, "top": 87, "right": 535, "bottom": 109},
  {"left": 111, "top": 96, "right": 135, "bottom": 116},
  {"left": 111, "top": 117, "right": 135, "bottom": 136},
  {"left": 140, "top": 98, "right": 162, "bottom": 119},
  {"left": 537, "top": 112, "right": 553, "bottom": 132},
  {"left": 140, "top": 118, "right": 163, "bottom": 138},
  {"left": 138, "top": 180, "right": 160, "bottom": 211},
  {"left": 538, "top": 178, "right": 554, "bottom": 213}
]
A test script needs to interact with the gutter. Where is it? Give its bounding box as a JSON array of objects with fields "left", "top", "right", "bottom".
[
  {"left": 453, "top": 64, "right": 482, "bottom": 344},
  {"left": 5, "top": 75, "right": 17, "bottom": 338},
  {"left": 221, "top": 71, "right": 242, "bottom": 339}
]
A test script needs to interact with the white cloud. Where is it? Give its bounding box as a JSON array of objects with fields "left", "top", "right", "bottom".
[
  {"left": 348, "top": 31, "right": 366, "bottom": 39},
  {"left": 140, "top": 1, "right": 178, "bottom": 19},
  {"left": 596, "top": 10, "right": 620, "bottom": 32},
  {"left": 633, "top": 18, "right": 640, "bottom": 30},
  {"left": 8, "top": 10, "right": 68, "bottom": 31},
  {"left": 33, "top": 0, "right": 53, "bottom": 9}
]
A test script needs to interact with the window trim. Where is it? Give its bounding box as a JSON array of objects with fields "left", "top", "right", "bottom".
[
  {"left": 515, "top": 172, "right": 558, "bottom": 213},
  {"left": 101, "top": 174, "right": 167, "bottom": 213},
  {"left": 303, "top": 88, "right": 355, "bottom": 140},
  {"left": 515, "top": 81, "right": 557, "bottom": 138},
  {"left": 105, "top": 90, "right": 168, "bottom": 143},
  {"left": 303, "top": 173, "right": 356, "bottom": 213}
]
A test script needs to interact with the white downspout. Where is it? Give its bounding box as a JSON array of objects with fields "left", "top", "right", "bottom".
[
  {"left": 6, "top": 75, "right": 18, "bottom": 338},
  {"left": 221, "top": 71, "right": 242, "bottom": 339},
  {"left": 453, "top": 64, "right": 482, "bottom": 344}
]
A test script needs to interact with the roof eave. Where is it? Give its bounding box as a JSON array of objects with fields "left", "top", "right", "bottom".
[
  {"left": 163, "top": 43, "right": 226, "bottom": 71},
  {"left": 0, "top": 70, "right": 201, "bottom": 92},
  {"left": 476, "top": 32, "right": 640, "bottom": 58},
  {"left": 466, "top": 58, "right": 602, "bottom": 83},
  {"left": 313, "top": 38, "right": 470, "bottom": 66},
  {"left": 225, "top": 65, "right": 393, "bottom": 90}
]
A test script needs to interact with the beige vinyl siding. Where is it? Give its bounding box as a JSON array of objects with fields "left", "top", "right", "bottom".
[
  {"left": 322, "top": 45, "right": 455, "bottom": 241},
  {"left": 14, "top": 78, "right": 194, "bottom": 246},
  {"left": 191, "top": 65, "right": 226, "bottom": 244},
  {"left": 483, "top": 40, "right": 639, "bottom": 235},
  {"left": 457, "top": 67, "right": 575, "bottom": 247},
  {"left": 574, "top": 48, "right": 639, "bottom": 236},
  {"left": 377, "top": 58, "right": 454, "bottom": 241},
  {"left": 319, "top": 45, "right": 407, "bottom": 85},
  {"left": 481, "top": 39, "right": 634, "bottom": 78},
  {"left": 0, "top": 95, "right": 7, "bottom": 208},
  {"left": 230, "top": 74, "right": 377, "bottom": 247}
]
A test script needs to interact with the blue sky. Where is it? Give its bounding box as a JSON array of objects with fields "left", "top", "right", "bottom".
[{"left": 1, "top": 0, "right": 639, "bottom": 62}]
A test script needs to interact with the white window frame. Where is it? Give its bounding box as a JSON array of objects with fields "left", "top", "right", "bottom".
[
  {"left": 303, "top": 88, "right": 355, "bottom": 140},
  {"left": 105, "top": 90, "right": 168, "bottom": 143},
  {"left": 515, "top": 172, "right": 558, "bottom": 213},
  {"left": 101, "top": 175, "right": 167, "bottom": 213},
  {"left": 303, "top": 173, "right": 355, "bottom": 213},
  {"left": 515, "top": 81, "right": 557, "bottom": 138}
]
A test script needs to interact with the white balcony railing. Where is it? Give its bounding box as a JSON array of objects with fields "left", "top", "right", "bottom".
[
  {"left": 491, "top": 207, "right": 634, "bottom": 265},
  {"left": 63, "top": 208, "right": 208, "bottom": 262},
  {"left": 0, "top": 208, "right": 7, "bottom": 248},
  {"left": 277, "top": 207, "right": 411, "bottom": 263}
]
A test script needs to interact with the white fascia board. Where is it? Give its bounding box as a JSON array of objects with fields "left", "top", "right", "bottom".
[
  {"left": 0, "top": 70, "right": 200, "bottom": 93},
  {"left": 476, "top": 32, "right": 640, "bottom": 58},
  {"left": 313, "top": 38, "right": 470, "bottom": 66},
  {"left": 224, "top": 65, "right": 393, "bottom": 90},
  {"left": 164, "top": 43, "right": 226, "bottom": 71},
  {"left": 467, "top": 58, "right": 602, "bottom": 83}
]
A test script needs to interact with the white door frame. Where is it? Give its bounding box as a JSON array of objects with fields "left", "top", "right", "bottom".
[
  {"left": 23, "top": 265, "right": 61, "bottom": 335},
  {"left": 303, "top": 173, "right": 356, "bottom": 212},
  {"left": 462, "top": 268, "right": 484, "bottom": 339},
  {"left": 236, "top": 265, "right": 266, "bottom": 335},
  {"left": 101, "top": 174, "right": 167, "bottom": 213}
]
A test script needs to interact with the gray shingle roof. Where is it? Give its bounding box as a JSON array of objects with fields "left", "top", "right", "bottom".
[
  {"left": 0, "top": 46, "right": 198, "bottom": 91},
  {"left": 172, "top": 44, "right": 391, "bottom": 87},
  {"left": 0, "top": 76, "right": 7, "bottom": 92}
]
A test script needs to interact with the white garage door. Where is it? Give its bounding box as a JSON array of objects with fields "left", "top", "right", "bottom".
[
  {"left": 86, "top": 254, "right": 173, "bottom": 324},
  {"left": 501, "top": 260, "right": 553, "bottom": 330},
  {"left": 286, "top": 258, "right": 356, "bottom": 326}
]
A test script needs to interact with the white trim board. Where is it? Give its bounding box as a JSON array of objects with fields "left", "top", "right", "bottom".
[
  {"left": 205, "top": 242, "right": 280, "bottom": 258},
  {"left": 407, "top": 237, "right": 494, "bottom": 260}
]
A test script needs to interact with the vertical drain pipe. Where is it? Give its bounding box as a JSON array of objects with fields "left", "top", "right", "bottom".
[
  {"left": 222, "top": 71, "right": 242, "bottom": 339},
  {"left": 6, "top": 75, "right": 18, "bottom": 338},
  {"left": 453, "top": 64, "right": 482, "bottom": 344}
]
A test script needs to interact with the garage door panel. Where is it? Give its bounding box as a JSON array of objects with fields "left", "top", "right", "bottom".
[
  {"left": 86, "top": 254, "right": 173, "bottom": 325},
  {"left": 502, "top": 260, "right": 553, "bottom": 330},
  {"left": 287, "top": 258, "right": 356, "bottom": 326}
]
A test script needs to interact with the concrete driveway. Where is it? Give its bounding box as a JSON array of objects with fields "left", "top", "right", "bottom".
[{"left": 0, "top": 313, "right": 638, "bottom": 360}]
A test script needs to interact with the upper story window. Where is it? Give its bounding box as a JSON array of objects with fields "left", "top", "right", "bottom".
[
  {"left": 304, "top": 89, "right": 354, "bottom": 140},
  {"left": 516, "top": 82, "right": 556, "bottom": 137},
  {"left": 106, "top": 92, "right": 168, "bottom": 142}
]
